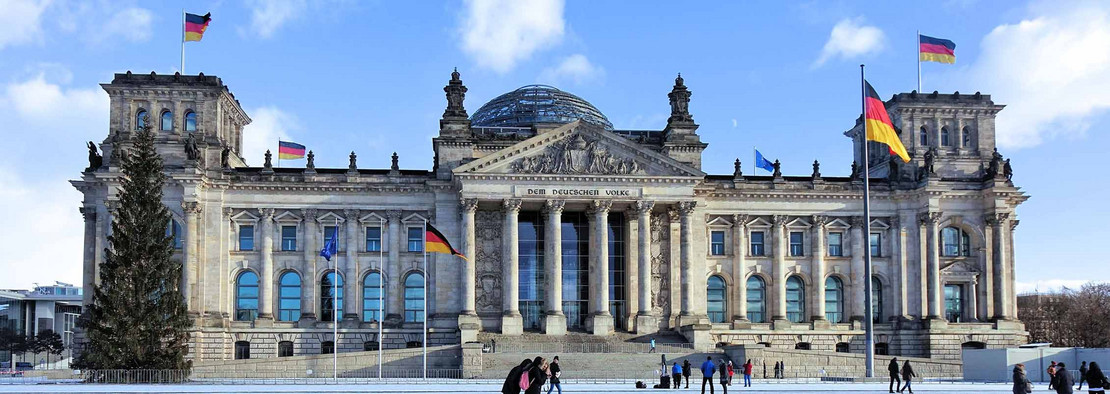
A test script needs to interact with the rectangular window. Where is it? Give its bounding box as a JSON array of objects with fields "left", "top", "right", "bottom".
[
  {"left": 944, "top": 284, "right": 963, "bottom": 322},
  {"left": 789, "top": 232, "right": 804, "bottom": 257},
  {"left": 710, "top": 231, "right": 725, "bottom": 256},
  {"left": 280, "top": 226, "right": 297, "bottom": 251},
  {"left": 750, "top": 231, "right": 765, "bottom": 256},
  {"left": 238, "top": 225, "right": 254, "bottom": 251},
  {"left": 407, "top": 227, "right": 423, "bottom": 252},
  {"left": 167, "top": 220, "right": 183, "bottom": 250},
  {"left": 323, "top": 226, "right": 340, "bottom": 251},
  {"left": 828, "top": 232, "right": 843, "bottom": 257},
  {"left": 365, "top": 227, "right": 382, "bottom": 252},
  {"left": 870, "top": 233, "right": 882, "bottom": 257}
]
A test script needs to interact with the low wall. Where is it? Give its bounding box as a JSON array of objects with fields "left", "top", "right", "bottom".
[
  {"left": 478, "top": 348, "right": 726, "bottom": 380},
  {"left": 192, "top": 345, "right": 461, "bottom": 378},
  {"left": 723, "top": 345, "right": 962, "bottom": 379},
  {"left": 965, "top": 347, "right": 1110, "bottom": 382}
]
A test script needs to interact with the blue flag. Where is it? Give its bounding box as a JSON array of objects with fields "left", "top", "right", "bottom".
[
  {"left": 319, "top": 226, "right": 338, "bottom": 261},
  {"left": 755, "top": 149, "right": 775, "bottom": 173}
]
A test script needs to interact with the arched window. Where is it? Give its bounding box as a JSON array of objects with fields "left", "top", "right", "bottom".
[
  {"left": 185, "top": 111, "right": 197, "bottom": 132},
  {"left": 278, "top": 272, "right": 301, "bottom": 321},
  {"left": 136, "top": 109, "right": 148, "bottom": 129},
  {"left": 941, "top": 227, "right": 972, "bottom": 257},
  {"left": 363, "top": 272, "right": 383, "bottom": 322},
  {"left": 707, "top": 275, "right": 727, "bottom": 323},
  {"left": 941, "top": 126, "right": 951, "bottom": 146},
  {"left": 235, "top": 271, "right": 259, "bottom": 321},
  {"left": 872, "top": 276, "right": 884, "bottom": 323},
  {"left": 320, "top": 271, "right": 343, "bottom": 322},
  {"left": 786, "top": 276, "right": 805, "bottom": 323},
  {"left": 919, "top": 126, "right": 929, "bottom": 146},
  {"left": 234, "top": 341, "right": 250, "bottom": 359},
  {"left": 794, "top": 342, "right": 811, "bottom": 350},
  {"left": 962, "top": 126, "right": 972, "bottom": 148},
  {"left": 161, "top": 110, "right": 173, "bottom": 131},
  {"left": 321, "top": 341, "right": 334, "bottom": 354},
  {"left": 824, "top": 277, "right": 844, "bottom": 323},
  {"left": 404, "top": 272, "right": 425, "bottom": 323},
  {"left": 277, "top": 341, "right": 294, "bottom": 357},
  {"left": 746, "top": 276, "right": 766, "bottom": 323},
  {"left": 835, "top": 342, "right": 850, "bottom": 353}
]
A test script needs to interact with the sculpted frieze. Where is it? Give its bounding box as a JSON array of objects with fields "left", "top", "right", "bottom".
[{"left": 509, "top": 133, "right": 644, "bottom": 175}]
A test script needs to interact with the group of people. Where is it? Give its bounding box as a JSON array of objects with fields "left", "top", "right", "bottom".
[
  {"left": 685, "top": 357, "right": 755, "bottom": 394},
  {"left": 501, "top": 356, "right": 562, "bottom": 394},
  {"left": 886, "top": 359, "right": 917, "bottom": 393},
  {"left": 1018, "top": 360, "right": 1109, "bottom": 394}
]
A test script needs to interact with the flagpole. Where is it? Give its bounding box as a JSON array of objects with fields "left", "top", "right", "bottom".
[
  {"left": 422, "top": 219, "right": 428, "bottom": 380},
  {"left": 333, "top": 219, "right": 338, "bottom": 382},
  {"left": 276, "top": 140, "right": 281, "bottom": 168},
  {"left": 378, "top": 217, "right": 384, "bottom": 380},
  {"left": 180, "top": 9, "right": 186, "bottom": 74},
  {"left": 916, "top": 31, "right": 922, "bottom": 93},
  {"left": 860, "top": 64, "right": 876, "bottom": 379}
]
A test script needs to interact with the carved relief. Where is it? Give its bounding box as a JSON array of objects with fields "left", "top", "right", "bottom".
[
  {"left": 650, "top": 212, "right": 671, "bottom": 318},
  {"left": 474, "top": 209, "right": 503, "bottom": 314},
  {"left": 509, "top": 133, "right": 644, "bottom": 175}
]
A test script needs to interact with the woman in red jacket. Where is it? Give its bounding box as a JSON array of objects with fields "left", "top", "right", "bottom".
[{"left": 742, "top": 359, "right": 753, "bottom": 387}]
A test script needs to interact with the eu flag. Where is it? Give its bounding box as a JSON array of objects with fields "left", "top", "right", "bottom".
[
  {"left": 320, "top": 226, "right": 338, "bottom": 261},
  {"left": 755, "top": 149, "right": 775, "bottom": 173}
]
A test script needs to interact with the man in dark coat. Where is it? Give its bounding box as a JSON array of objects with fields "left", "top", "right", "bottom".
[
  {"left": 547, "top": 356, "right": 562, "bottom": 394},
  {"left": 1053, "top": 363, "right": 1074, "bottom": 394},
  {"left": 1079, "top": 361, "right": 1088, "bottom": 390},
  {"left": 889, "top": 358, "right": 902, "bottom": 393},
  {"left": 502, "top": 359, "right": 532, "bottom": 394},
  {"left": 683, "top": 359, "right": 692, "bottom": 388}
]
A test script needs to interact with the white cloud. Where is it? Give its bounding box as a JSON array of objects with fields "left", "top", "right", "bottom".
[
  {"left": 538, "top": 54, "right": 604, "bottom": 85},
  {"left": 91, "top": 7, "right": 153, "bottom": 43},
  {"left": 1016, "top": 279, "right": 1098, "bottom": 294},
  {"left": 962, "top": 1, "right": 1110, "bottom": 148},
  {"left": 813, "top": 17, "right": 885, "bottom": 68},
  {"left": 0, "top": 0, "right": 50, "bottom": 49},
  {"left": 459, "top": 0, "right": 566, "bottom": 73},
  {"left": 0, "top": 168, "right": 83, "bottom": 289},
  {"left": 731, "top": 119, "right": 738, "bottom": 128},
  {"left": 241, "top": 107, "right": 298, "bottom": 166},
  {"left": 243, "top": 0, "right": 308, "bottom": 39},
  {"left": 6, "top": 72, "right": 107, "bottom": 121}
]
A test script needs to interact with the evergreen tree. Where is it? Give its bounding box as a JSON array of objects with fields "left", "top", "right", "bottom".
[{"left": 75, "top": 120, "right": 192, "bottom": 371}]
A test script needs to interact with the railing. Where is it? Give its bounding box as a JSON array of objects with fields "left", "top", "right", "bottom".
[{"left": 487, "top": 341, "right": 714, "bottom": 354}]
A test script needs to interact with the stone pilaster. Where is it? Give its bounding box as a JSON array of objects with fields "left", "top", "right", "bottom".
[
  {"left": 634, "top": 200, "right": 657, "bottom": 334},
  {"left": 588, "top": 200, "right": 613, "bottom": 335},
  {"left": 920, "top": 212, "right": 943, "bottom": 321},
  {"left": 967, "top": 279, "right": 979, "bottom": 322},
  {"left": 849, "top": 216, "right": 866, "bottom": 322},
  {"left": 80, "top": 206, "right": 97, "bottom": 308},
  {"left": 182, "top": 201, "right": 202, "bottom": 315},
  {"left": 676, "top": 201, "right": 700, "bottom": 326},
  {"left": 458, "top": 198, "right": 480, "bottom": 343},
  {"left": 501, "top": 199, "right": 523, "bottom": 335},
  {"left": 771, "top": 215, "right": 788, "bottom": 327},
  {"left": 987, "top": 212, "right": 1011, "bottom": 320},
  {"left": 386, "top": 210, "right": 403, "bottom": 323},
  {"left": 732, "top": 214, "right": 749, "bottom": 325},
  {"left": 542, "top": 199, "right": 566, "bottom": 335},
  {"left": 343, "top": 209, "right": 360, "bottom": 321},
  {"left": 811, "top": 215, "right": 828, "bottom": 324},
  {"left": 258, "top": 207, "right": 275, "bottom": 321},
  {"left": 300, "top": 209, "right": 318, "bottom": 321}
]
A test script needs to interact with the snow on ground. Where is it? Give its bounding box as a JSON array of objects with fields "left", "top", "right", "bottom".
[{"left": 0, "top": 382, "right": 1026, "bottom": 393}]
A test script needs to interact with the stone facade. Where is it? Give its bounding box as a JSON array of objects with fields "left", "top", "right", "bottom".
[{"left": 72, "top": 71, "right": 1027, "bottom": 362}]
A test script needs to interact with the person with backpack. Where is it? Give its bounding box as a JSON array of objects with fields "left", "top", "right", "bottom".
[
  {"left": 683, "top": 359, "right": 692, "bottom": 388},
  {"left": 524, "top": 356, "right": 548, "bottom": 394},
  {"left": 503, "top": 359, "right": 533, "bottom": 394},
  {"left": 898, "top": 360, "right": 916, "bottom": 394},
  {"left": 546, "top": 356, "right": 562, "bottom": 394},
  {"left": 1085, "top": 362, "right": 1106, "bottom": 394},
  {"left": 727, "top": 361, "right": 735, "bottom": 386},
  {"left": 700, "top": 356, "right": 716, "bottom": 394},
  {"left": 743, "top": 359, "right": 753, "bottom": 387},
  {"left": 889, "top": 358, "right": 902, "bottom": 393}
]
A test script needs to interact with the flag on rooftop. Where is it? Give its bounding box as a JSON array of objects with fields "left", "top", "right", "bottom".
[
  {"left": 919, "top": 34, "right": 956, "bottom": 64},
  {"left": 184, "top": 12, "right": 211, "bottom": 42},
  {"left": 754, "top": 149, "right": 775, "bottom": 173},
  {"left": 278, "top": 141, "right": 306, "bottom": 160}
]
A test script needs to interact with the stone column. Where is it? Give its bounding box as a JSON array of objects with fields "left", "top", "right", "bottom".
[
  {"left": 987, "top": 212, "right": 1011, "bottom": 320},
  {"left": 258, "top": 208, "right": 275, "bottom": 320},
  {"left": 967, "top": 279, "right": 979, "bottom": 322},
  {"left": 80, "top": 207, "right": 97, "bottom": 307},
  {"left": 732, "top": 214, "right": 748, "bottom": 323},
  {"left": 386, "top": 210, "right": 403, "bottom": 322},
  {"left": 501, "top": 199, "right": 523, "bottom": 335},
  {"left": 895, "top": 215, "right": 911, "bottom": 320},
  {"left": 771, "top": 215, "right": 788, "bottom": 325},
  {"left": 459, "top": 199, "right": 479, "bottom": 315},
  {"left": 343, "top": 209, "right": 360, "bottom": 321},
  {"left": 676, "top": 201, "right": 700, "bottom": 327},
  {"left": 1008, "top": 220, "right": 1019, "bottom": 318},
  {"left": 542, "top": 200, "right": 566, "bottom": 335},
  {"left": 921, "top": 212, "right": 943, "bottom": 320},
  {"left": 634, "top": 201, "right": 657, "bottom": 333},
  {"left": 811, "top": 216, "right": 828, "bottom": 323},
  {"left": 300, "top": 209, "right": 318, "bottom": 321},
  {"left": 588, "top": 200, "right": 614, "bottom": 335},
  {"left": 182, "top": 202, "right": 202, "bottom": 315},
  {"left": 849, "top": 217, "right": 866, "bottom": 322}
]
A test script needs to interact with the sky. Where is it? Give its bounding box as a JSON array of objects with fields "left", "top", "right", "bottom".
[{"left": 0, "top": 0, "right": 1107, "bottom": 293}]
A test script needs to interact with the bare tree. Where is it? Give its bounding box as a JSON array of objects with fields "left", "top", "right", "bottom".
[{"left": 1019, "top": 282, "right": 1110, "bottom": 347}]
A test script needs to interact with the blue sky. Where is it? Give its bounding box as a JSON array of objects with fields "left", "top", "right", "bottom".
[{"left": 1, "top": 0, "right": 1107, "bottom": 292}]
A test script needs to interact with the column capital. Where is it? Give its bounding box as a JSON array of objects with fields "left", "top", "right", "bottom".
[
  {"left": 732, "top": 214, "right": 749, "bottom": 228},
  {"left": 79, "top": 206, "right": 97, "bottom": 220},
  {"left": 543, "top": 199, "right": 565, "bottom": 215},
  {"left": 850, "top": 216, "right": 867, "bottom": 228},
  {"left": 633, "top": 200, "right": 655, "bottom": 215},
  {"left": 676, "top": 201, "right": 696, "bottom": 216},
  {"left": 890, "top": 216, "right": 901, "bottom": 228},
  {"left": 811, "top": 215, "right": 828, "bottom": 227},
  {"left": 460, "top": 198, "right": 479, "bottom": 213},
  {"left": 502, "top": 198, "right": 522, "bottom": 213},
  {"left": 984, "top": 212, "right": 1010, "bottom": 226},
  {"left": 772, "top": 214, "right": 787, "bottom": 227},
  {"left": 301, "top": 208, "right": 318, "bottom": 221},
  {"left": 343, "top": 209, "right": 360, "bottom": 221},
  {"left": 224, "top": 207, "right": 235, "bottom": 218},
  {"left": 386, "top": 210, "right": 403, "bottom": 221},
  {"left": 105, "top": 200, "right": 120, "bottom": 215},
  {"left": 917, "top": 211, "right": 942, "bottom": 226},
  {"left": 1010, "top": 219, "right": 1020, "bottom": 231},
  {"left": 667, "top": 207, "right": 680, "bottom": 223},
  {"left": 181, "top": 201, "right": 202, "bottom": 214},
  {"left": 588, "top": 199, "right": 613, "bottom": 215},
  {"left": 259, "top": 207, "right": 275, "bottom": 220}
]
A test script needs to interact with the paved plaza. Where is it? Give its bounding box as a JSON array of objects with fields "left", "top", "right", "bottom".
[{"left": 0, "top": 382, "right": 1024, "bottom": 393}]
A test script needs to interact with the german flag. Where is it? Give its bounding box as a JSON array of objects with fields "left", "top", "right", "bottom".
[
  {"left": 865, "top": 81, "right": 910, "bottom": 163},
  {"left": 919, "top": 34, "right": 956, "bottom": 64},
  {"left": 184, "top": 12, "right": 212, "bottom": 42},
  {"left": 425, "top": 223, "right": 466, "bottom": 260}
]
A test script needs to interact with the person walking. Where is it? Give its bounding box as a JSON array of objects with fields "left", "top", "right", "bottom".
[
  {"left": 889, "top": 358, "right": 902, "bottom": 393},
  {"left": 1080, "top": 362, "right": 1089, "bottom": 391},
  {"left": 1085, "top": 362, "right": 1105, "bottom": 394},
  {"left": 503, "top": 359, "right": 533, "bottom": 394},
  {"left": 650, "top": 338, "right": 657, "bottom": 353},
  {"left": 718, "top": 359, "right": 729, "bottom": 394},
  {"left": 1014, "top": 364, "right": 1033, "bottom": 394},
  {"left": 781, "top": 360, "right": 787, "bottom": 379},
  {"left": 1050, "top": 362, "right": 1059, "bottom": 391},
  {"left": 671, "top": 362, "right": 683, "bottom": 390},
  {"left": 700, "top": 356, "right": 716, "bottom": 394},
  {"left": 898, "top": 360, "right": 916, "bottom": 394},
  {"left": 743, "top": 359, "right": 753, "bottom": 387},
  {"left": 1053, "top": 363, "right": 1074, "bottom": 394},
  {"left": 525, "top": 356, "right": 548, "bottom": 394},
  {"left": 727, "top": 361, "right": 735, "bottom": 386},
  {"left": 684, "top": 359, "right": 693, "bottom": 389},
  {"left": 546, "top": 356, "right": 562, "bottom": 394}
]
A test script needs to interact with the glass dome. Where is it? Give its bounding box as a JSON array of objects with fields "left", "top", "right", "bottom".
[{"left": 470, "top": 85, "right": 613, "bottom": 130}]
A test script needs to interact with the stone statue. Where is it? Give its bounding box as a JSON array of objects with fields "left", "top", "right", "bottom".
[
  {"left": 391, "top": 152, "right": 399, "bottom": 171},
  {"left": 85, "top": 141, "right": 102, "bottom": 172},
  {"left": 443, "top": 68, "right": 468, "bottom": 118},
  {"left": 667, "top": 73, "right": 694, "bottom": 123},
  {"left": 510, "top": 133, "right": 643, "bottom": 175},
  {"left": 184, "top": 133, "right": 200, "bottom": 161},
  {"left": 811, "top": 159, "right": 821, "bottom": 179},
  {"left": 306, "top": 150, "right": 315, "bottom": 169},
  {"left": 1003, "top": 159, "right": 1013, "bottom": 181},
  {"left": 263, "top": 150, "right": 273, "bottom": 169},
  {"left": 221, "top": 146, "right": 230, "bottom": 168},
  {"left": 888, "top": 156, "right": 901, "bottom": 182},
  {"left": 772, "top": 160, "right": 782, "bottom": 178},
  {"left": 988, "top": 148, "right": 1003, "bottom": 178},
  {"left": 923, "top": 147, "right": 936, "bottom": 175},
  {"left": 349, "top": 151, "right": 357, "bottom": 170},
  {"left": 850, "top": 161, "right": 860, "bottom": 180},
  {"left": 733, "top": 158, "right": 742, "bottom": 178}
]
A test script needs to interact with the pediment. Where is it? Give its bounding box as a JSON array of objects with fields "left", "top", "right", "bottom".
[
  {"left": 454, "top": 121, "right": 705, "bottom": 178},
  {"left": 941, "top": 260, "right": 980, "bottom": 275}
]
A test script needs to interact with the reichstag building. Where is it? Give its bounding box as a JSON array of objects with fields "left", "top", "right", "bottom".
[{"left": 73, "top": 70, "right": 1027, "bottom": 361}]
